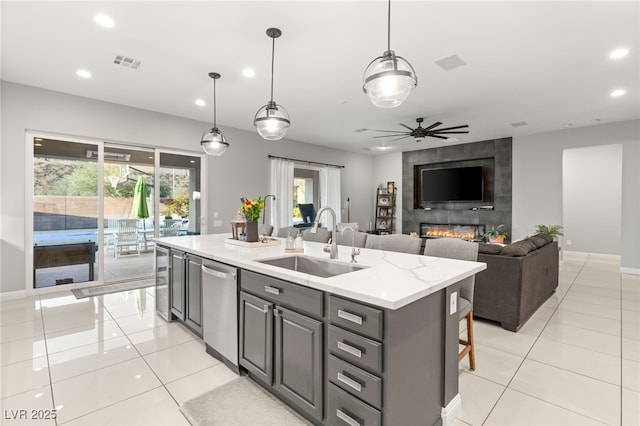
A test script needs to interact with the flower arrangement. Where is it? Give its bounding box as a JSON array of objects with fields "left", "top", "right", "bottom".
[{"left": 240, "top": 197, "right": 264, "bottom": 222}]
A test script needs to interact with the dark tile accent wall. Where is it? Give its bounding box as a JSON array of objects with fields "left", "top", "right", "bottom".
[{"left": 402, "top": 138, "right": 512, "bottom": 241}]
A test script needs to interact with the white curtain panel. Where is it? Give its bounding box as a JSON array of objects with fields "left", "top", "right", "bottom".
[
  {"left": 320, "top": 167, "right": 342, "bottom": 230},
  {"left": 270, "top": 158, "right": 294, "bottom": 230}
]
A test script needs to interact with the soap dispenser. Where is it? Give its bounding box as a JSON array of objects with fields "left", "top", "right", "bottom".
[
  {"left": 286, "top": 230, "right": 295, "bottom": 250},
  {"left": 295, "top": 230, "right": 303, "bottom": 250}
]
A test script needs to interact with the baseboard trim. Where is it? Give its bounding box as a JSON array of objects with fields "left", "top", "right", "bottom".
[
  {"left": 0, "top": 289, "right": 27, "bottom": 301},
  {"left": 621, "top": 267, "right": 640, "bottom": 276},
  {"left": 441, "top": 393, "right": 462, "bottom": 426}
]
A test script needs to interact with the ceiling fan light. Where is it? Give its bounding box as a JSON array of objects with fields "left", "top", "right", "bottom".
[
  {"left": 200, "top": 128, "right": 229, "bottom": 156},
  {"left": 254, "top": 101, "right": 290, "bottom": 140},
  {"left": 363, "top": 50, "right": 417, "bottom": 108},
  {"left": 414, "top": 136, "right": 424, "bottom": 143}
]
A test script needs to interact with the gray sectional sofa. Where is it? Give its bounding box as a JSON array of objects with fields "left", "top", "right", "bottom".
[{"left": 473, "top": 234, "right": 559, "bottom": 332}]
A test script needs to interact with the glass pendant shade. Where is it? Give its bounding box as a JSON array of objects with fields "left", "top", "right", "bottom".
[
  {"left": 363, "top": 50, "right": 417, "bottom": 108},
  {"left": 200, "top": 127, "right": 229, "bottom": 156},
  {"left": 254, "top": 101, "right": 290, "bottom": 141}
]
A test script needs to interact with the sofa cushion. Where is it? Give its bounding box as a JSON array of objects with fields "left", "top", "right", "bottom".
[
  {"left": 536, "top": 233, "right": 554, "bottom": 244},
  {"left": 529, "top": 235, "right": 548, "bottom": 248},
  {"left": 500, "top": 239, "right": 536, "bottom": 256},
  {"left": 478, "top": 243, "right": 503, "bottom": 255}
]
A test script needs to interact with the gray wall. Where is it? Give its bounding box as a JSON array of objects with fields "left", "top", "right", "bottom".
[
  {"left": 512, "top": 119, "right": 639, "bottom": 271},
  {"left": 563, "top": 145, "right": 622, "bottom": 255},
  {"left": 0, "top": 81, "right": 374, "bottom": 294}
]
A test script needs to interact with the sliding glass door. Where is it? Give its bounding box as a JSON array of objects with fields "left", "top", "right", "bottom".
[
  {"left": 33, "top": 138, "right": 101, "bottom": 288},
  {"left": 30, "top": 136, "right": 205, "bottom": 290},
  {"left": 102, "top": 144, "right": 156, "bottom": 282}
]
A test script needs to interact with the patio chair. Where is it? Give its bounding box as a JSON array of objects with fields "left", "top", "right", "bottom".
[
  {"left": 114, "top": 219, "right": 140, "bottom": 257},
  {"left": 163, "top": 219, "right": 183, "bottom": 237}
]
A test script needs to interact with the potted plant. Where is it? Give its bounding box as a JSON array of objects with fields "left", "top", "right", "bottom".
[
  {"left": 535, "top": 224, "right": 564, "bottom": 240},
  {"left": 484, "top": 224, "right": 508, "bottom": 244}
]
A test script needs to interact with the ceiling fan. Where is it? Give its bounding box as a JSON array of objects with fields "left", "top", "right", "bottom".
[{"left": 375, "top": 118, "right": 469, "bottom": 143}]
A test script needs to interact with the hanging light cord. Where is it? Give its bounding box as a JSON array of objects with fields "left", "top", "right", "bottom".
[
  {"left": 270, "top": 35, "right": 275, "bottom": 103},
  {"left": 212, "top": 77, "right": 217, "bottom": 128},
  {"left": 387, "top": 0, "right": 391, "bottom": 52}
]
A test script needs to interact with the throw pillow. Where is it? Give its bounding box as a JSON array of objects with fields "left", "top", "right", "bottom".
[
  {"left": 529, "top": 235, "right": 548, "bottom": 248},
  {"left": 501, "top": 241, "right": 534, "bottom": 256},
  {"left": 478, "top": 243, "right": 503, "bottom": 255},
  {"left": 536, "top": 233, "right": 554, "bottom": 244}
]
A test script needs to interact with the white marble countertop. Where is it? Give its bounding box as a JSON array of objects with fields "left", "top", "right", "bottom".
[{"left": 154, "top": 233, "right": 486, "bottom": 310}]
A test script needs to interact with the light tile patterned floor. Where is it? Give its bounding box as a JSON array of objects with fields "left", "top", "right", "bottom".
[{"left": 0, "top": 253, "right": 638, "bottom": 425}]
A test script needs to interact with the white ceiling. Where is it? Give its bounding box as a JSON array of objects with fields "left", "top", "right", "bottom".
[{"left": 2, "top": 1, "right": 638, "bottom": 154}]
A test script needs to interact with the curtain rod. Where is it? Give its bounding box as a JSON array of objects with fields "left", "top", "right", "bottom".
[{"left": 268, "top": 155, "right": 344, "bottom": 169}]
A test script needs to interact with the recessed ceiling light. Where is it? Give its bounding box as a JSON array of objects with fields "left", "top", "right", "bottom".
[
  {"left": 195, "top": 99, "right": 206, "bottom": 107},
  {"left": 94, "top": 14, "right": 114, "bottom": 28},
  {"left": 76, "top": 69, "right": 91, "bottom": 79},
  {"left": 370, "top": 146, "right": 392, "bottom": 151},
  {"left": 610, "top": 89, "right": 626, "bottom": 97},
  {"left": 609, "top": 48, "right": 629, "bottom": 59},
  {"left": 242, "top": 68, "right": 256, "bottom": 78}
]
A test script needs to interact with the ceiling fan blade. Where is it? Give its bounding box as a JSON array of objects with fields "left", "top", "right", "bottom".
[
  {"left": 423, "top": 121, "right": 443, "bottom": 131},
  {"left": 399, "top": 123, "right": 414, "bottom": 131},
  {"left": 430, "top": 130, "right": 470, "bottom": 135},
  {"left": 374, "top": 134, "right": 407, "bottom": 139},
  {"left": 390, "top": 135, "right": 412, "bottom": 142},
  {"left": 431, "top": 125, "right": 469, "bottom": 132},
  {"left": 428, "top": 135, "right": 449, "bottom": 140}
]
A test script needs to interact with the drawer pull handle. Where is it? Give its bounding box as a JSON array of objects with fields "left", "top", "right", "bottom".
[
  {"left": 338, "top": 309, "right": 363, "bottom": 325},
  {"left": 264, "top": 285, "right": 281, "bottom": 295},
  {"left": 336, "top": 409, "right": 361, "bottom": 426},
  {"left": 337, "top": 372, "right": 362, "bottom": 392},
  {"left": 337, "top": 341, "right": 362, "bottom": 358}
]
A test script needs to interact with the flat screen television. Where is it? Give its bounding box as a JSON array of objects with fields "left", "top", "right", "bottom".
[{"left": 421, "top": 166, "right": 484, "bottom": 202}]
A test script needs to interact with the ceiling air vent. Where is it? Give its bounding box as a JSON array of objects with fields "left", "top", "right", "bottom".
[
  {"left": 113, "top": 55, "right": 142, "bottom": 70},
  {"left": 434, "top": 54, "right": 466, "bottom": 71},
  {"left": 511, "top": 121, "right": 528, "bottom": 127}
]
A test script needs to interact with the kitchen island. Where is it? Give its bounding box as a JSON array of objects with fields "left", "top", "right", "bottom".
[{"left": 155, "top": 233, "right": 485, "bottom": 426}]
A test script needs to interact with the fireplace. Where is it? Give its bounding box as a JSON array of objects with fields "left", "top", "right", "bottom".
[{"left": 420, "top": 223, "right": 485, "bottom": 241}]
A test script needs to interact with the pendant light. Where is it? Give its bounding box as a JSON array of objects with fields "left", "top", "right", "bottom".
[
  {"left": 254, "top": 27, "right": 290, "bottom": 141},
  {"left": 363, "top": 0, "right": 417, "bottom": 108},
  {"left": 200, "top": 72, "right": 229, "bottom": 156}
]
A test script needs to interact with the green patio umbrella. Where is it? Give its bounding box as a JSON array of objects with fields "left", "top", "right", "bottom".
[{"left": 131, "top": 176, "right": 149, "bottom": 230}]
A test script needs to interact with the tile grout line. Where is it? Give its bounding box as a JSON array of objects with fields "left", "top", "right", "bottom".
[
  {"left": 97, "top": 295, "right": 190, "bottom": 417},
  {"left": 38, "top": 294, "right": 59, "bottom": 426},
  {"left": 480, "top": 254, "right": 590, "bottom": 425}
]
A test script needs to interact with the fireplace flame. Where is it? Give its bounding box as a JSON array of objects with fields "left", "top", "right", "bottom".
[{"left": 420, "top": 224, "right": 481, "bottom": 241}]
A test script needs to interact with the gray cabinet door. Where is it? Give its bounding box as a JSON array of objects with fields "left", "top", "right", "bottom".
[
  {"left": 239, "top": 291, "right": 273, "bottom": 385},
  {"left": 274, "top": 306, "right": 323, "bottom": 421},
  {"left": 170, "top": 250, "right": 186, "bottom": 320},
  {"left": 185, "top": 254, "right": 202, "bottom": 334}
]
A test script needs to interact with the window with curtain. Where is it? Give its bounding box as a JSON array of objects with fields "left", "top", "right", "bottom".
[{"left": 320, "top": 166, "right": 341, "bottom": 229}]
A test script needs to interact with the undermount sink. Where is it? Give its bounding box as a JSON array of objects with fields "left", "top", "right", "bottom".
[{"left": 257, "top": 255, "right": 368, "bottom": 278}]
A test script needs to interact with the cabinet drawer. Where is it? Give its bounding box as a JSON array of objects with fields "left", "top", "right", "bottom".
[
  {"left": 328, "top": 354, "right": 382, "bottom": 410},
  {"left": 329, "top": 296, "right": 383, "bottom": 340},
  {"left": 327, "top": 383, "right": 381, "bottom": 426},
  {"left": 328, "top": 325, "right": 382, "bottom": 374},
  {"left": 241, "top": 270, "right": 323, "bottom": 318}
]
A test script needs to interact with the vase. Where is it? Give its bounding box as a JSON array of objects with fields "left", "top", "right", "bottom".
[{"left": 245, "top": 220, "right": 259, "bottom": 242}]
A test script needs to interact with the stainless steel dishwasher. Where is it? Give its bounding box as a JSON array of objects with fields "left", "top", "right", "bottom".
[{"left": 201, "top": 260, "right": 239, "bottom": 372}]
